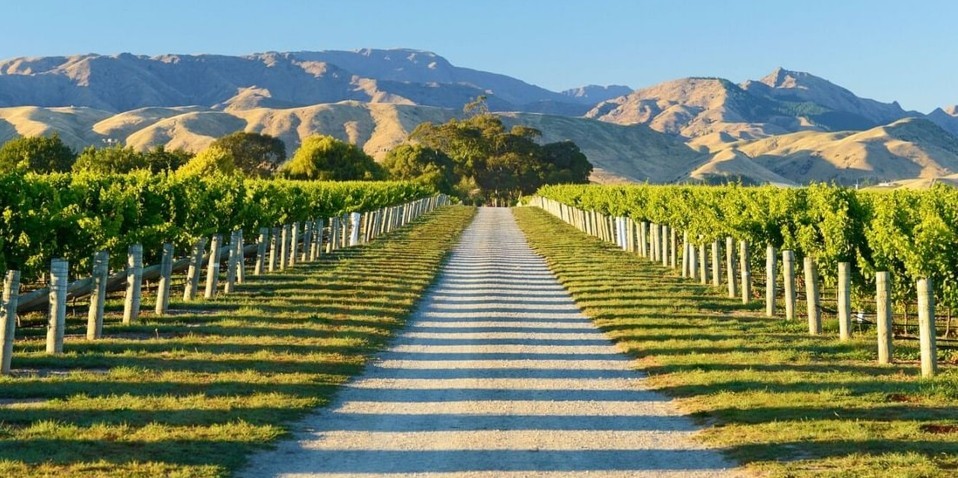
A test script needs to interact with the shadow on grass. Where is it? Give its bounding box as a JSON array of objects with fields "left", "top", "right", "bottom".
[
  {"left": 0, "top": 206, "right": 477, "bottom": 476},
  {"left": 513, "top": 207, "right": 958, "bottom": 474}
]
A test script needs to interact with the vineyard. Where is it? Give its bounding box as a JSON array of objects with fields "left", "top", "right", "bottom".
[
  {"left": 0, "top": 170, "right": 432, "bottom": 281},
  {"left": 536, "top": 183, "right": 958, "bottom": 314}
]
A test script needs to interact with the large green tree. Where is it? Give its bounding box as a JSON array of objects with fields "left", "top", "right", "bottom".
[
  {"left": 175, "top": 145, "right": 239, "bottom": 177},
  {"left": 0, "top": 134, "right": 76, "bottom": 172},
  {"left": 382, "top": 144, "right": 456, "bottom": 193},
  {"left": 209, "top": 132, "right": 286, "bottom": 177},
  {"left": 73, "top": 145, "right": 193, "bottom": 174},
  {"left": 405, "top": 107, "right": 592, "bottom": 204},
  {"left": 281, "top": 135, "right": 384, "bottom": 181}
]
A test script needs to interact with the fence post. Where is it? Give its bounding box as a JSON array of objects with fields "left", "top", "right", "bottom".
[
  {"left": 268, "top": 227, "right": 279, "bottom": 272},
  {"left": 350, "top": 212, "right": 362, "bottom": 246},
  {"left": 640, "top": 222, "right": 649, "bottom": 258},
  {"left": 917, "top": 278, "right": 937, "bottom": 378},
  {"left": 682, "top": 232, "right": 689, "bottom": 277},
  {"left": 838, "top": 262, "right": 851, "bottom": 340},
  {"left": 204, "top": 234, "right": 222, "bottom": 299},
  {"left": 312, "top": 219, "right": 324, "bottom": 260},
  {"left": 87, "top": 251, "right": 108, "bottom": 339},
  {"left": 183, "top": 238, "right": 206, "bottom": 301},
  {"left": 782, "top": 250, "right": 796, "bottom": 321},
  {"left": 123, "top": 245, "right": 143, "bottom": 325},
  {"left": 662, "top": 225, "right": 669, "bottom": 267},
  {"left": 1, "top": 270, "right": 21, "bottom": 375},
  {"left": 726, "top": 237, "right": 737, "bottom": 298},
  {"left": 254, "top": 228, "right": 268, "bottom": 275},
  {"left": 699, "top": 243, "right": 708, "bottom": 284},
  {"left": 47, "top": 259, "right": 69, "bottom": 354},
  {"left": 302, "top": 221, "right": 313, "bottom": 261},
  {"left": 766, "top": 245, "right": 777, "bottom": 317},
  {"left": 689, "top": 242, "right": 697, "bottom": 281},
  {"left": 225, "top": 231, "right": 239, "bottom": 294},
  {"left": 670, "top": 228, "right": 677, "bottom": 269},
  {"left": 805, "top": 256, "right": 822, "bottom": 335},
  {"left": 711, "top": 239, "right": 721, "bottom": 287},
  {"left": 740, "top": 241, "right": 751, "bottom": 304},
  {"left": 288, "top": 223, "right": 299, "bottom": 268},
  {"left": 155, "top": 243, "right": 174, "bottom": 315},
  {"left": 876, "top": 271, "right": 893, "bottom": 364},
  {"left": 279, "top": 225, "right": 289, "bottom": 271},
  {"left": 328, "top": 217, "right": 338, "bottom": 252},
  {"left": 236, "top": 230, "right": 245, "bottom": 283}
]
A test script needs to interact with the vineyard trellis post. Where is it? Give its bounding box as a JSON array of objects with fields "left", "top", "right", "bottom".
[
  {"left": 740, "top": 241, "right": 751, "bottom": 304},
  {"left": 783, "top": 250, "right": 796, "bottom": 321},
  {"left": 805, "top": 257, "right": 822, "bottom": 335},
  {"left": 155, "top": 243, "right": 174, "bottom": 315},
  {"left": 205, "top": 234, "right": 222, "bottom": 299},
  {"left": 766, "top": 245, "right": 777, "bottom": 317},
  {"left": 876, "top": 271, "right": 893, "bottom": 364},
  {"left": 726, "top": 237, "right": 737, "bottom": 298},
  {"left": 87, "top": 251, "right": 108, "bottom": 339},
  {"left": 0, "top": 270, "right": 21, "bottom": 375},
  {"left": 47, "top": 258, "right": 68, "bottom": 354},
  {"left": 123, "top": 245, "right": 143, "bottom": 324},
  {"left": 184, "top": 238, "right": 207, "bottom": 301},
  {"left": 917, "top": 278, "right": 937, "bottom": 377}
]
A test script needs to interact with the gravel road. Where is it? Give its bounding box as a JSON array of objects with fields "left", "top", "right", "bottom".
[{"left": 240, "top": 207, "right": 743, "bottom": 477}]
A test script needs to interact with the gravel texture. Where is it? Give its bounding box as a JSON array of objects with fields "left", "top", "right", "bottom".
[{"left": 240, "top": 207, "right": 744, "bottom": 477}]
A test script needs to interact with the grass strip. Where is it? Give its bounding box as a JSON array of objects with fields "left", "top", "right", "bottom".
[
  {"left": 514, "top": 206, "right": 958, "bottom": 478},
  {"left": 0, "top": 205, "right": 477, "bottom": 477}
]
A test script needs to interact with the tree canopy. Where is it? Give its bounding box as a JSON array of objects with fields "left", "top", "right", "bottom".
[
  {"left": 0, "top": 134, "right": 76, "bottom": 173},
  {"left": 209, "top": 132, "right": 286, "bottom": 177},
  {"left": 72, "top": 145, "right": 192, "bottom": 174},
  {"left": 381, "top": 144, "right": 456, "bottom": 193},
  {"left": 404, "top": 108, "right": 592, "bottom": 204},
  {"left": 175, "top": 145, "right": 239, "bottom": 177},
  {"left": 281, "top": 135, "right": 384, "bottom": 181}
]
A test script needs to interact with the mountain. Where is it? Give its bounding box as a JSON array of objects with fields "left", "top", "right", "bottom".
[
  {"left": 560, "top": 84, "right": 633, "bottom": 104},
  {"left": 587, "top": 68, "right": 924, "bottom": 151},
  {"left": 927, "top": 105, "right": 958, "bottom": 137},
  {"left": 0, "top": 49, "right": 601, "bottom": 114},
  {"left": 690, "top": 118, "right": 958, "bottom": 185},
  {"left": 741, "top": 67, "right": 912, "bottom": 130},
  {"left": 0, "top": 102, "right": 705, "bottom": 184}
]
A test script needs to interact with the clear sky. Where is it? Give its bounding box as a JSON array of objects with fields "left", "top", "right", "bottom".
[{"left": 1, "top": 0, "right": 955, "bottom": 112}]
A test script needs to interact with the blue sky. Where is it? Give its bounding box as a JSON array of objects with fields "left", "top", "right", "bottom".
[{"left": 1, "top": 0, "right": 955, "bottom": 112}]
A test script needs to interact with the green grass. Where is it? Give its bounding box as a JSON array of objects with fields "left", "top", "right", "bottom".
[
  {"left": 0, "top": 205, "right": 477, "bottom": 477},
  {"left": 513, "top": 206, "right": 958, "bottom": 478}
]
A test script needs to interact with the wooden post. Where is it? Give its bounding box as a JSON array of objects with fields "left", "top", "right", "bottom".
[
  {"left": 254, "top": 228, "right": 268, "bottom": 275},
  {"left": 225, "top": 231, "right": 239, "bottom": 294},
  {"left": 917, "top": 278, "right": 937, "bottom": 378},
  {"left": 302, "top": 221, "right": 313, "bottom": 261},
  {"left": 312, "top": 219, "right": 324, "bottom": 260},
  {"left": 682, "top": 231, "right": 689, "bottom": 277},
  {"left": 782, "top": 250, "right": 796, "bottom": 321},
  {"left": 155, "top": 243, "right": 174, "bottom": 315},
  {"left": 876, "top": 271, "right": 893, "bottom": 364},
  {"left": 236, "top": 230, "right": 245, "bottom": 283},
  {"left": 726, "top": 237, "right": 737, "bottom": 298},
  {"left": 640, "top": 222, "right": 648, "bottom": 258},
  {"left": 699, "top": 243, "right": 708, "bottom": 284},
  {"left": 689, "top": 242, "right": 697, "bottom": 281},
  {"left": 838, "top": 262, "right": 851, "bottom": 340},
  {"left": 288, "top": 222, "right": 299, "bottom": 268},
  {"left": 204, "top": 234, "right": 222, "bottom": 299},
  {"left": 87, "top": 251, "right": 108, "bottom": 339},
  {"left": 805, "top": 256, "right": 822, "bottom": 335},
  {"left": 765, "top": 245, "right": 777, "bottom": 316},
  {"left": 740, "top": 241, "right": 751, "bottom": 304},
  {"left": 328, "top": 218, "right": 338, "bottom": 252},
  {"left": 183, "top": 238, "right": 206, "bottom": 301},
  {"left": 711, "top": 240, "right": 721, "bottom": 287},
  {"left": 670, "top": 228, "right": 677, "bottom": 269},
  {"left": 1, "top": 270, "right": 21, "bottom": 375},
  {"left": 47, "top": 258, "right": 68, "bottom": 354},
  {"left": 661, "top": 225, "right": 669, "bottom": 267},
  {"left": 268, "top": 227, "right": 279, "bottom": 272},
  {"left": 123, "top": 245, "right": 143, "bottom": 325},
  {"left": 279, "top": 225, "right": 289, "bottom": 270}
]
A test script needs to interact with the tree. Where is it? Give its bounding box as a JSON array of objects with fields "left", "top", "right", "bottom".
[
  {"left": 175, "top": 145, "right": 239, "bottom": 177},
  {"left": 405, "top": 105, "right": 593, "bottom": 204},
  {"left": 282, "top": 135, "right": 384, "bottom": 181},
  {"left": 143, "top": 146, "right": 193, "bottom": 173},
  {"left": 209, "top": 132, "right": 286, "bottom": 177},
  {"left": 382, "top": 144, "right": 456, "bottom": 193},
  {"left": 73, "top": 145, "right": 147, "bottom": 173},
  {"left": 0, "top": 134, "right": 76, "bottom": 172}
]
